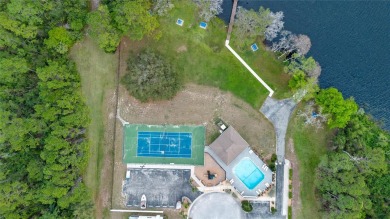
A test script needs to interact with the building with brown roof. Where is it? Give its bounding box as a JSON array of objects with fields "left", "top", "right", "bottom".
[{"left": 209, "top": 126, "right": 249, "bottom": 166}]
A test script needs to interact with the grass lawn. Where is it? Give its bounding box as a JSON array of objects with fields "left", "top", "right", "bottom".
[
  {"left": 70, "top": 38, "right": 117, "bottom": 202},
  {"left": 125, "top": 0, "right": 289, "bottom": 109},
  {"left": 287, "top": 104, "right": 333, "bottom": 219},
  {"left": 230, "top": 35, "right": 291, "bottom": 99}
]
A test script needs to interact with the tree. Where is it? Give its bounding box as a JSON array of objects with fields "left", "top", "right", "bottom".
[
  {"left": 285, "top": 54, "right": 321, "bottom": 79},
  {"left": 122, "top": 50, "right": 181, "bottom": 101},
  {"left": 193, "top": 0, "right": 223, "bottom": 22},
  {"left": 316, "top": 152, "right": 372, "bottom": 219},
  {"left": 271, "top": 32, "right": 311, "bottom": 56},
  {"left": 87, "top": 5, "right": 120, "bottom": 52},
  {"left": 0, "top": 0, "right": 91, "bottom": 217},
  {"left": 112, "top": 0, "right": 159, "bottom": 40},
  {"left": 368, "top": 174, "right": 390, "bottom": 217},
  {"left": 241, "top": 200, "right": 253, "bottom": 212},
  {"left": 288, "top": 70, "right": 307, "bottom": 91},
  {"left": 234, "top": 6, "right": 273, "bottom": 39},
  {"left": 265, "top": 11, "right": 284, "bottom": 41},
  {"left": 271, "top": 30, "right": 295, "bottom": 53},
  {"left": 6, "top": 0, "right": 42, "bottom": 26},
  {"left": 293, "top": 34, "right": 311, "bottom": 56},
  {"left": 152, "top": 0, "right": 174, "bottom": 16},
  {"left": 44, "top": 27, "right": 74, "bottom": 54},
  {"left": 0, "top": 12, "right": 37, "bottom": 39},
  {"left": 315, "top": 88, "right": 358, "bottom": 128},
  {"left": 335, "top": 112, "right": 390, "bottom": 158}
]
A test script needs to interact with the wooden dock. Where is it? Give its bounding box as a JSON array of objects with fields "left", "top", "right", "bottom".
[{"left": 226, "top": 0, "right": 239, "bottom": 42}]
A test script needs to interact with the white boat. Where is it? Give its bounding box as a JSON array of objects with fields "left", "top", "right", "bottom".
[{"left": 140, "top": 194, "right": 147, "bottom": 209}]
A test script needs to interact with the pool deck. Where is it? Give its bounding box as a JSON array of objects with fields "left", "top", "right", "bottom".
[
  {"left": 205, "top": 147, "right": 273, "bottom": 197},
  {"left": 194, "top": 153, "right": 226, "bottom": 187}
]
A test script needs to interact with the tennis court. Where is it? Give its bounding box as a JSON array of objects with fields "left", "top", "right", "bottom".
[
  {"left": 123, "top": 124, "right": 205, "bottom": 165},
  {"left": 137, "top": 131, "right": 192, "bottom": 158}
]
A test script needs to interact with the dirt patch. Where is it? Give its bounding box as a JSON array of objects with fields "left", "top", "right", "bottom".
[
  {"left": 286, "top": 138, "right": 302, "bottom": 219},
  {"left": 176, "top": 45, "right": 188, "bottom": 53}
]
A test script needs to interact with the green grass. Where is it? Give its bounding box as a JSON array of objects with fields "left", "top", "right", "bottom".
[
  {"left": 230, "top": 34, "right": 291, "bottom": 99},
  {"left": 127, "top": 0, "right": 289, "bottom": 109},
  {"left": 287, "top": 104, "right": 333, "bottom": 219},
  {"left": 70, "top": 38, "right": 117, "bottom": 200}
]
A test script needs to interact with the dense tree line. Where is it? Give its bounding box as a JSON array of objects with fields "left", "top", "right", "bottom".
[
  {"left": 306, "top": 87, "right": 389, "bottom": 218},
  {"left": 0, "top": 0, "right": 92, "bottom": 218},
  {"left": 88, "top": 0, "right": 168, "bottom": 53},
  {"left": 315, "top": 111, "right": 389, "bottom": 218}
]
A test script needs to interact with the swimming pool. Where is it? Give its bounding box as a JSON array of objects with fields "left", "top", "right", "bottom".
[{"left": 233, "top": 157, "right": 264, "bottom": 190}]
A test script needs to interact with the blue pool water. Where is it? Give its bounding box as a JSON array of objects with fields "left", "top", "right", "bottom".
[
  {"left": 200, "top": 22, "right": 207, "bottom": 29},
  {"left": 233, "top": 157, "right": 264, "bottom": 190},
  {"left": 137, "top": 131, "right": 192, "bottom": 158}
]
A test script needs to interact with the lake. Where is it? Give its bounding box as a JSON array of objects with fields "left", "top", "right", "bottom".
[{"left": 219, "top": 0, "right": 390, "bottom": 129}]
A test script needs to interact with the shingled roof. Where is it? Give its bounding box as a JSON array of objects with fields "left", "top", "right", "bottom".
[{"left": 209, "top": 126, "right": 249, "bottom": 165}]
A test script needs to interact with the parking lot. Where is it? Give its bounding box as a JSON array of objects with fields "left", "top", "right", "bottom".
[{"left": 122, "top": 169, "right": 201, "bottom": 208}]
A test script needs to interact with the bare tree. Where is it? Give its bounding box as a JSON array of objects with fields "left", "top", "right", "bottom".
[
  {"left": 152, "top": 0, "right": 174, "bottom": 16},
  {"left": 193, "top": 0, "right": 223, "bottom": 22},
  {"left": 234, "top": 6, "right": 273, "bottom": 39},
  {"left": 293, "top": 34, "right": 311, "bottom": 56},
  {"left": 297, "top": 101, "right": 327, "bottom": 130},
  {"left": 271, "top": 30, "right": 296, "bottom": 55},
  {"left": 265, "top": 11, "right": 284, "bottom": 41},
  {"left": 272, "top": 32, "right": 312, "bottom": 57},
  {"left": 307, "top": 61, "right": 322, "bottom": 79}
]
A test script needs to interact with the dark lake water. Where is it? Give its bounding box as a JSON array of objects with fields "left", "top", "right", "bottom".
[{"left": 219, "top": 0, "right": 390, "bottom": 130}]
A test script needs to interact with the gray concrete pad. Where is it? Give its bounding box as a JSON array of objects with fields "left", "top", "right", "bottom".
[
  {"left": 122, "top": 169, "right": 201, "bottom": 208},
  {"left": 275, "top": 161, "right": 285, "bottom": 216},
  {"left": 260, "top": 97, "right": 296, "bottom": 162},
  {"left": 188, "top": 192, "right": 245, "bottom": 219},
  {"left": 246, "top": 202, "right": 284, "bottom": 219}
]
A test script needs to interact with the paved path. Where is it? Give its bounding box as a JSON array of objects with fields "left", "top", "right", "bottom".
[
  {"left": 260, "top": 97, "right": 297, "bottom": 162},
  {"left": 260, "top": 97, "right": 296, "bottom": 219}
]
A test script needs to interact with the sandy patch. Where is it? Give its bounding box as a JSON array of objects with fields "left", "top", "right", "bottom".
[
  {"left": 286, "top": 138, "right": 302, "bottom": 219},
  {"left": 176, "top": 45, "right": 188, "bottom": 53}
]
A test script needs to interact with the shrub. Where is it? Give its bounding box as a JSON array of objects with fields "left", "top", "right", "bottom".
[
  {"left": 241, "top": 200, "right": 253, "bottom": 212},
  {"left": 271, "top": 153, "right": 277, "bottom": 162},
  {"left": 268, "top": 153, "right": 277, "bottom": 171},
  {"left": 289, "top": 191, "right": 293, "bottom": 199},
  {"left": 271, "top": 207, "right": 277, "bottom": 214},
  {"left": 122, "top": 50, "right": 181, "bottom": 102}
]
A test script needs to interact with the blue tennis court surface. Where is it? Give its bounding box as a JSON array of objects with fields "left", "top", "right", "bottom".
[{"left": 137, "top": 131, "right": 192, "bottom": 158}]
